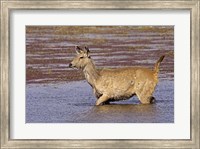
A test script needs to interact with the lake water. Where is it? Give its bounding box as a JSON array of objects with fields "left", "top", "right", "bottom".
[
  {"left": 26, "top": 80, "right": 174, "bottom": 123},
  {"left": 26, "top": 26, "right": 174, "bottom": 123}
]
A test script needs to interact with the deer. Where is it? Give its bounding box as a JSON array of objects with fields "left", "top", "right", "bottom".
[{"left": 69, "top": 46, "right": 165, "bottom": 106}]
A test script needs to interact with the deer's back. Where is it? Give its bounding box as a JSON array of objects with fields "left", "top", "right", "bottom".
[
  {"left": 95, "top": 67, "right": 158, "bottom": 100},
  {"left": 99, "top": 67, "right": 156, "bottom": 81}
]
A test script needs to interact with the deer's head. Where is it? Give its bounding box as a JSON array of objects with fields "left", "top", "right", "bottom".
[{"left": 69, "top": 46, "right": 91, "bottom": 69}]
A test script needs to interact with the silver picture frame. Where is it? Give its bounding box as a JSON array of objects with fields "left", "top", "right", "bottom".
[{"left": 1, "top": 0, "right": 199, "bottom": 148}]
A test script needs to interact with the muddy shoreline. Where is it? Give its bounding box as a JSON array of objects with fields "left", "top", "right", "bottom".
[{"left": 26, "top": 26, "right": 174, "bottom": 84}]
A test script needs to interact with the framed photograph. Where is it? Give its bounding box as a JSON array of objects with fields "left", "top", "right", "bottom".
[{"left": 1, "top": 0, "right": 199, "bottom": 148}]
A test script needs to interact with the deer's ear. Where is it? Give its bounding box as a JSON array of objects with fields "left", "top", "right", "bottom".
[
  {"left": 84, "top": 47, "right": 90, "bottom": 57},
  {"left": 75, "top": 46, "right": 83, "bottom": 54},
  {"left": 85, "top": 47, "right": 90, "bottom": 53}
]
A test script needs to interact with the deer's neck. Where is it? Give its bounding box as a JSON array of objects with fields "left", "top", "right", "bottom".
[{"left": 83, "top": 60, "right": 99, "bottom": 87}]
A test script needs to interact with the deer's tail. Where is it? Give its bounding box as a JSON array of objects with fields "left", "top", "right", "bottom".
[{"left": 154, "top": 55, "right": 165, "bottom": 74}]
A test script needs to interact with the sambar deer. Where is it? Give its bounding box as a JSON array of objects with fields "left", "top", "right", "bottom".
[{"left": 69, "top": 46, "right": 165, "bottom": 106}]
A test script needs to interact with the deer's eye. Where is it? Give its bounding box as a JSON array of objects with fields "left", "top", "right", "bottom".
[{"left": 80, "top": 57, "right": 84, "bottom": 59}]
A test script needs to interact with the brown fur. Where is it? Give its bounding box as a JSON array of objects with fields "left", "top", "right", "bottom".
[{"left": 69, "top": 46, "right": 165, "bottom": 106}]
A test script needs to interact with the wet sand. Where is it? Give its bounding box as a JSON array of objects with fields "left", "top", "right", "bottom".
[{"left": 26, "top": 26, "right": 174, "bottom": 123}]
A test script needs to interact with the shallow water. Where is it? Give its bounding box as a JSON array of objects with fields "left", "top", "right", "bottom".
[{"left": 26, "top": 80, "right": 174, "bottom": 123}]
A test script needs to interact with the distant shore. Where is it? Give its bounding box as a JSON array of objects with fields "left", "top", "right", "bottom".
[{"left": 26, "top": 26, "right": 174, "bottom": 84}]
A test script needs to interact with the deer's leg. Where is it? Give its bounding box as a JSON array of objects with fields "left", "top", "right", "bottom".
[
  {"left": 136, "top": 81, "right": 156, "bottom": 104},
  {"left": 93, "top": 89, "right": 102, "bottom": 99},
  {"left": 95, "top": 95, "right": 109, "bottom": 106}
]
